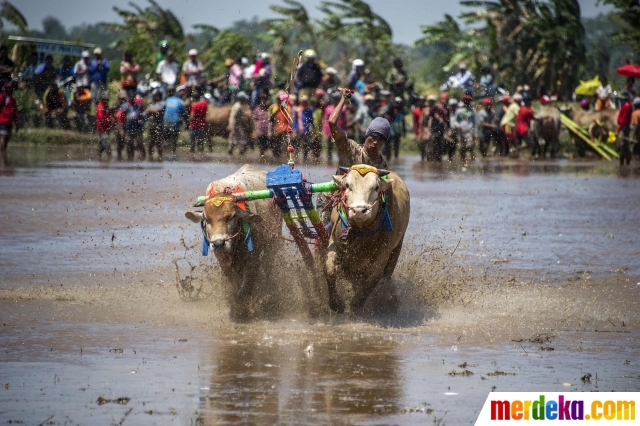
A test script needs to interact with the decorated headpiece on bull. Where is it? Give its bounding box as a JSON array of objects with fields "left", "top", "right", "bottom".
[
  {"left": 185, "top": 186, "right": 261, "bottom": 256},
  {"left": 333, "top": 165, "right": 393, "bottom": 234}
]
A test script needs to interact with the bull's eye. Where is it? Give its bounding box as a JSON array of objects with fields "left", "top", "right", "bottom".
[
  {"left": 375, "top": 185, "right": 379, "bottom": 191},
  {"left": 345, "top": 183, "right": 350, "bottom": 190}
]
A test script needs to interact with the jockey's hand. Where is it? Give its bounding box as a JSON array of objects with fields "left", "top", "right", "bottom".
[{"left": 336, "top": 87, "right": 351, "bottom": 98}]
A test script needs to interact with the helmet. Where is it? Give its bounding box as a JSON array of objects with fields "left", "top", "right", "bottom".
[
  {"left": 352, "top": 58, "right": 365, "bottom": 67},
  {"left": 448, "top": 98, "right": 458, "bottom": 107},
  {"left": 482, "top": 97, "right": 492, "bottom": 106},
  {"left": 159, "top": 40, "right": 169, "bottom": 48},
  {"left": 439, "top": 92, "right": 449, "bottom": 101},
  {"left": 304, "top": 49, "right": 316, "bottom": 60},
  {"left": 260, "top": 52, "right": 270, "bottom": 60},
  {"left": 579, "top": 98, "right": 589, "bottom": 108},
  {"left": 427, "top": 95, "right": 437, "bottom": 102}
]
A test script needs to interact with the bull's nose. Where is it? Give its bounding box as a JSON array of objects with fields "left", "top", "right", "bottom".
[
  {"left": 212, "top": 238, "right": 226, "bottom": 248},
  {"left": 352, "top": 206, "right": 368, "bottom": 215}
]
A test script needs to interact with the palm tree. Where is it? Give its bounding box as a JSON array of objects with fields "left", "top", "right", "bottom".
[
  {"left": 318, "top": 0, "right": 397, "bottom": 79},
  {"left": 0, "top": 1, "right": 28, "bottom": 33},
  {"left": 102, "top": 0, "right": 185, "bottom": 72},
  {"left": 267, "top": 0, "right": 318, "bottom": 53}
]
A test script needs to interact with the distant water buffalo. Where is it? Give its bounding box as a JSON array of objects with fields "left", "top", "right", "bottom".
[
  {"left": 204, "top": 104, "right": 253, "bottom": 146},
  {"left": 532, "top": 106, "right": 561, "bottom": 158},
  {"left": 184, "top": 165, "right": 282, "bottom": 312},
  {"left": 324, "top": 165, "right": 410, "bottom": 313},
  {"left": 566, "top": 108, "right": 618, "bottom": 157}
]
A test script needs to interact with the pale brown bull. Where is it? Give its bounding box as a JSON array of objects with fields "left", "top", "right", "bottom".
[
  {"left": 567, "top": 108, "right": 618, "bottom": 156},
  {"left": 184, "top": 165, "right": 282, "bottom": 305},
  {"left": 532, "top": 106, "right": 561, "bottom": 158},
  {"left": 204, "top": 105, "right": 253, "bottom": 148},
  {"left": 324, "top": 165, "right": 410, "bottom": 313}
]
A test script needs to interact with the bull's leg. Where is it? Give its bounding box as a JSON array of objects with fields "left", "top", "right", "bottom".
[
  {"left": 324, "top": 245, "right": 344, "bottom": 313},
  {"left": 351, "top": 238, "right": 404, "bottom": 311}
]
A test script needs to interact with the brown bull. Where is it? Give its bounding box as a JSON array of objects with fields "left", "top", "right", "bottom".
[
  {"left": 532, "top": 106, "right": 561, "bottom": 158},
  {"left": 567, "top": 108, "right": 618, "bottom": 156},
  {"left": 324, "top": 165, "right": 410, "bottom": 313},
  {"left": 184, "top": 165, "right": 282, "bottom": 307},
  {"left": 204, "top": 104, "right": 253, "bottom": 139}
]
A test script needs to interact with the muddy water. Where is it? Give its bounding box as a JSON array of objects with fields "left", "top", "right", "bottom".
[{"left": 1, "top": 145, "right": 640, "bottom": 424}]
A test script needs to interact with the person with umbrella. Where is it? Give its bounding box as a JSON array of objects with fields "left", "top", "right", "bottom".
[{"left": 595, "top": 76, "right": 612, "bottom": 111}]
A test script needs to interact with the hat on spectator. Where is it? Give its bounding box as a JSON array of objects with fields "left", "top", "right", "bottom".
[
  {"left": 189, "top": 49, "right": 198, "bottom": 56},
  {"left": 513, "top": 93, "right": 523, "bottom": 102},
  {"left": 364, "top": 94, "right": 375, "bottom": 101},
  {"left": 225, "top": 58, "right": 234, "bottom": 67},
  {"left": 448, "top": 98, "right": 458, "bottom": 106},
  {"left": 236, "top": 91, "right": 249, "bottom": 100},
  {"left": 459, "top": 63, "right": 467, "bottom": 69},
  {"left": 500, "top": 94, "right": 512, "bottom": 103},
  {"left": 81, "top": 50, "right": 90, "bottom": 58},
  {"left": 482, "top": 97, "right": 492, "bottom": 106},
  {"left": 539, "top": 95, "right": 551, "bottom": 105},
  {"left": 299, "top": 95, "right": 309, "bottom": 103},
  {"left": 315, "top": 88, "right": 325, "bottom": 98},
  {"left": 633, "top": 97, "right": 640, "bottom": 106},
  {"left": 427, "top": 94, "right": 437, "bottom": 102},
  {"left": 325, "top": 67, "right": 337, "bottom": 75},
  {"left": 93, "top": 47, "right": 102, "bottom": 55},
  {"left": 463, "top": 93, "right": 473, "bottom": 101}
]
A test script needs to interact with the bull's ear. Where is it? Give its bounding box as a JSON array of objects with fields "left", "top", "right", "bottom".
[
  {"left": 338, "top": 166, "right": 350, "bottom": 174},
  {"left": 238, "top": 209, "right": 263, "bottom": 223},
  {"left": 380, "top": 179, "right": 394, "bottom": 192},
  {"left": 378, "top": 169, "right": 391, "bottom": 177},
  {"left": 185, "top": 211, "right": 204, "bottom": 223},
  {"left": 332, "top": 175, "right": 345, "bottom": 186}
]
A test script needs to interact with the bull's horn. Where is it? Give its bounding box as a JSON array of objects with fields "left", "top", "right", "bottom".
[
  {"left": 378, "top": 169, "right": 391, "bottom": 176},
  {"left": 338, "top": 166, "right": 350, "bottom": 174}
]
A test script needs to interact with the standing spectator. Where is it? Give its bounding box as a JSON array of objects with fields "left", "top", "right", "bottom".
[
  {"left": 112, "top": 91, "right": 127, "bottom": 159},
  {"left": 33, "top": 55, "right": 57, "bottom": 99},
  {"left": 120, "top": 51, "right": 140, "bottom": 99},
  {"left": 450, "top": 63, "right": 474, "bottom": 95},
  {"left": 74, "top": 51, "right": 91, "bottom": 90},
  {"left": 143, "top": 90, "right": 165, "bottom": 159},
  {"left": 182, "top": 49, "right": 203, "bottom": 88},
  {"left": 323, "top": 91, "right": 346, "bottom": 161},
  {"left": 120, "top": 94, "right": 146, "bottom": 160},
  {"left": 500, "top": 94, "right": 520, "bottom": 155},
  {"left": 226, "top": 57, "right": 244, "bottom": 100},
  {"left": 478, "top": 65, "right": 496, "bottom": 99},
  {"left": 321, "top": 67, "right": 339, "bottom": 92},
  {"left": 268, "top": 91, "right": 291, "bottom": 158},
  {"left": 188, "top": 90, "right": 208, "bottom": 152},
  {"left": 347, "top": 59, "right": 364, "bottom": 91},
  {"left": 386, "top": 58, "right": 408, "bottom": 100},
  {"left": 95, "top": 92, "right": 115, "bottom": 159},
  {"left": 21, "top": 52, "right": 38, "bottom": 88},
  {"left": 382, "top": 97, "right": 405, "bottom": 160},
  {"left": 227, "top": 91, "right": 250, "bottom": 155},
  {"left": 595, "top": 76, "right": 612, "bottom": 111},
  {"left": 427, "top": 94, "right": 450, "bottom": 161},
  {"left": 625, "top": 77, "right": 637, "bottom": 100},
  {"left": 43, "top": 78, "right": 69, "bottom": 129},
  {"left": 252, "top": 90, "right": 270, "bottom": 156},
  {"left": 412, "top": 96, "right": 425, "bottom": 138},
  {"left": 156, "top": 50, "right": 178, "bottom": 97},
  {"left": 56, "top": 56, "right": 74, "bottom": 105},
  {"left": 478, "top": 97, "right": 500, "bottom": 157},
  {"left": 251, "top": 53, "right": 271, "bottom": 109},
  {"left": 162, "top": 86, "right": 185, "bottom": 154},
  {"left": 617, "top": 92, "right": 632, "bottom": 166},
  {"left": 356, "top": 94, "right": 375, "bottom": 144},
  {"left": 418, "top": 96, "right": 434, "bottom": 161},
  {"left": 296, "top": 50, "right": 323, "bottom": 99},
  {"left": 89, "top": 47, "right": 110, "bottom": 102},
  {"left": 295, "top": 95, "right": 318, "bottom": 160},
  {"left": 71, "top": 85, "right": 92, "bottom": 133},
  {"left": 0, "top": 45, "right": 15, "bottom": 89},
  {"left": 0, "top": 82, "right": 18, "bottom": 158},
  {"left": 515, "top": 93, "right": 536, "bottom": 155},
  {"left": 452, "top": 94, "right": 477, "bottom": 160},
  {"left": 156, "top": 40, "right": 169, "bottom": 66}
]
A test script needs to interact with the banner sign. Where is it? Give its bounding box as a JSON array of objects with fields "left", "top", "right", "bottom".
[{"left": 36, "top": 43, "right": 85, "bottom": 57}]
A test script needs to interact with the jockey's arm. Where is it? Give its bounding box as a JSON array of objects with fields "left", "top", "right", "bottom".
[{"left": 328, "top": 88, "right": 349, "bottom": 150}]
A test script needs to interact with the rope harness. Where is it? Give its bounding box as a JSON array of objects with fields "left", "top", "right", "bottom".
[{"left": 337, "top": 192, "right": 392, "bottom": 239}]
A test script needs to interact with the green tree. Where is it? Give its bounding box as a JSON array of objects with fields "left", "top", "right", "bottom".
[
  {"left": 102, "top": 0, "right": 185, "bottom": 75},
  {"left": 597, "top": 0, "right": 640, "bottom": 61},
  {"left": 0, "top": 1, "right": 28, "bottom": 32},
  {"left": 318, "top": 0, "right": 398, "bottom": 80},
  {"left": 267, "top": 0, "right": 318, "bottom": 52},
  {"left": 199, "top": 30, "right": 254, "bottom": 77}
]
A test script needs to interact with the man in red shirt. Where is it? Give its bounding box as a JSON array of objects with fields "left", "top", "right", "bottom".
[
  {"left": 515, "top": 93, "right": 535, "bottom": 154},
  {"left": 95, "top": 92, "right": 115, "bottom": 159},
  {"left": 188, "top": 90, "right": 208, "bottom": 152},
  {"left": 617, "top": 92, "right": 633, "bottom": 166},
  {"left": 0, "top": 82, "right": 18, "bottom": 158}
]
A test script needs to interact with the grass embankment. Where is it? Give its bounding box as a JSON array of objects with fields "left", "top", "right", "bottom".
[{"left": 12, "top": 126, "right": 581, "bottom": 158}]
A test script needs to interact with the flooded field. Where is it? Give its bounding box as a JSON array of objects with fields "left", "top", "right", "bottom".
[{"left": 1, "top": 145, "right": 639, "bottom": 425}]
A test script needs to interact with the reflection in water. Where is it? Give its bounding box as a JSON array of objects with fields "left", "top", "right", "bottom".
[{"left": 200, "top": 332, "right": 401, "bottom": 424}]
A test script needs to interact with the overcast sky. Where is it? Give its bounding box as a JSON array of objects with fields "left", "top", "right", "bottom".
[{"left": 18, "top": 0, "right": 610, "bottom": 45}]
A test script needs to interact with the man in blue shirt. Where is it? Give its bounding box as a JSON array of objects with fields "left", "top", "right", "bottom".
[
  {"left": 162, "top": 86, "right": 186, "bottom": 153},
  {"left": 89, "top": 47, "right": 110, "bottom": 103}
]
